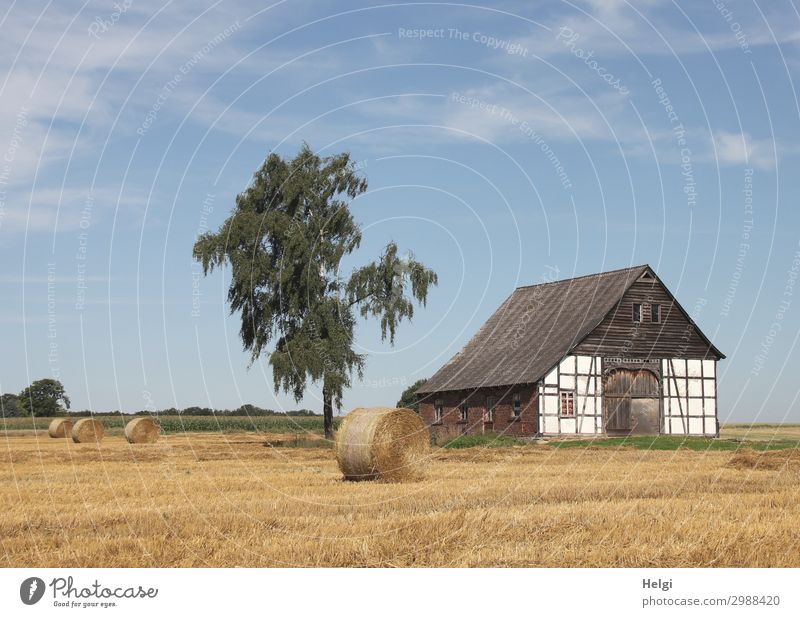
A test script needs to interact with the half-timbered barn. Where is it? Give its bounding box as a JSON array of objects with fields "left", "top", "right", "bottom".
[{"left": 417, "top": 265, "right": 724, "bottom": 439}]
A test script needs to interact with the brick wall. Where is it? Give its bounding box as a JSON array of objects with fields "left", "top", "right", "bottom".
[{"left": 419, "top": 385, "right": 538, "bottom": 442}]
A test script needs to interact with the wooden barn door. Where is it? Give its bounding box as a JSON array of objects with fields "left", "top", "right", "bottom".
[{"left": 604, "top": 369, "right": 660, "bottom": 434}]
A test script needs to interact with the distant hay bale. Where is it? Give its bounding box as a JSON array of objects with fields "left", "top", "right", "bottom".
[
  {"left": 124, "top": 417, "right": 160, "bottom": 444},
  {"left": 727, "top": 448, "right": 800, "bottom": 471},
  {"left": 48, "top": 418, "right": 73, "bottom": 439},
  {"left": 335, "top": 407, "right": 429, "bottom": 482},
  {"left": 71, "top": 418, "right": 104, "bottom": 443}
]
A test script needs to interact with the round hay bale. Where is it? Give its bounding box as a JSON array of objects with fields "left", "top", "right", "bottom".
[
  {"left": 335, "top": 407, "right": 429, "bottom": 482},
  {"left": 71, "top": 418, "right": 104, "bottom": 443},
  {"left": 124, "top": 417, "right": 160, "bottom": 444},
  {"left": 48, "top": 418, "right": 73, "bottom": 439}
]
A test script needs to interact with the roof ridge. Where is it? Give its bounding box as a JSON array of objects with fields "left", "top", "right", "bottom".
[
  {"left": 418, "top": 262, "right": 724, "bottom": 395},
  {"left": 514, "top": 264, "right": 650, "bottom": 291}
]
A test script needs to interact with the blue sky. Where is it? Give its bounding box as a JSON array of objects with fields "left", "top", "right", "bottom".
[{"left": 1, "top": 0, "right": 799, "bottom": 422}]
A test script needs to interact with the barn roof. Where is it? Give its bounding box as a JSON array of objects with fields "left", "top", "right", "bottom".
[{"left": 417, "top": 264, "right": 723, "bottom": 395}]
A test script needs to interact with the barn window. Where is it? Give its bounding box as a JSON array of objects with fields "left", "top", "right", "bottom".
[
  {"left": 484, "top": 397, "right": 495, "bottom": 422},
  {"left": 560, "top": 392, "right": 575, "bottom": 417},
  {"left": 512, "top": 393, "right": 522, "bottom": 417},
  {"left": 632, "top": 303, "right": 642, "bottom": 322},
  {"left": 459, "top": 402, "right": 468, "bottom": 422},
  {"left": 434, "top": 399, "right": 443, "bottom": 423},
  {"left": 651, "top": 303, "right": 661, "bottom": 323}
]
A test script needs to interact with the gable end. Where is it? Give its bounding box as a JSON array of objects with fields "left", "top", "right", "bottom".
[{"left": 572, "top": 272, "right": 724, "bottom": 360}]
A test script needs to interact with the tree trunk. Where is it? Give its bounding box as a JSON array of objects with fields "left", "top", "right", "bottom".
[{"left": 323, "top": 385, "right": 334, "bottom": 439}]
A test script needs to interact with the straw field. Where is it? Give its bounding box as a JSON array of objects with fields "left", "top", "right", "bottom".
[{"left": 2, "top": 429, "right": 800, "bottom": 567}]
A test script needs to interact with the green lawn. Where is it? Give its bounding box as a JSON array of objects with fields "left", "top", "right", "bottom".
[
  {"left": 440, "top": 429, "right": 800, "bottom": 451},
  {"left": 548, "top": 435, "right": 800, "bottom": 451},
  {"left": 441, "top": 433, "right": 528, "bottom": 449}
]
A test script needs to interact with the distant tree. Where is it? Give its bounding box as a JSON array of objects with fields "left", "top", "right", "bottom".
[
  {"left": 285, "top": 408, "right": 315, "bottom": 416},
  {"left": 18, "top": 379, "right": 70, "bottom": 417},
  {"left": 193, "top": 144, "right": 438, "bottom": 438},
  {"left": 237, "top": 404, "right": 265, "bottom": 416},
  {"left": 0, "top": 393, "right": 20, "bottom": 417},
  {"left": 396, "top": 379, "right": 428, "bottom": 412},
  {"left": 183, "top": 406, "right": 214, "bottom": 416}
]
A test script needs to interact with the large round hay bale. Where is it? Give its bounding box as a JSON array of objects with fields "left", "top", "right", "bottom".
[
  {"left": 124, "top": 417, "right": 160, "bottom": 443},
  {"left": 71, "top": 418, "right": 104, "bottom": 443},
  {"left": 335, "top": 407, "right": 429, "bottom": 482},
  {"left": 48, "top": 418, "right": 73, "bottom": 438}
]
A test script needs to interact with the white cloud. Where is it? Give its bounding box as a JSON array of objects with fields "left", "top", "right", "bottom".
[
  {"left": 713, "top": 131, "right": 776, "bottom": 170},
  {"left": 1, "top": 0, "right": 793, "bottom": 243},
  {"left": 511, "top": 0, "right": 800, "bottom": 59},
  {"left": 0, "top": 1, "right": 255, "bottom": 184},
  {"left": 0, "top": 186, "right": 148, "bottom": 234},
  {"left": 442, "top": 81, "right": 635, "bottom": 145}
]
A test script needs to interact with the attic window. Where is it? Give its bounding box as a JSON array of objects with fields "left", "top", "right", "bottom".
[
  {"left": 651, "top": 303, "right": 661, "bottom": 323},
  {"left": 633, "top": 303, "right": 642, "bottom": 323}
]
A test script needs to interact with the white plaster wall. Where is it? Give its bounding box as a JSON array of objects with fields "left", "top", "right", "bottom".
[
  {"left": 538, "top": 354, "right": 602, "bottom": 435},
  {"left": 662, "top": 358, "right": 717, "bottom": 436},
  {"left": 542, "top": 415, "right": 559, "bottom": 434},
  {"left": 687, "top": 359, "right": 703, "bottom": 377}
]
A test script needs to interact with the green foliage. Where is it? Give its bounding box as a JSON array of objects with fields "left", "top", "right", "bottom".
[
  {"left": 40, "top": 405, "right": 315, "bottom": 418},
  {"left": 156, "top": 415, "right": 335, "bottom": 434},
  {"left": 192, "top": 144, "right": 437, "bottom": 433},
  {"left": 0, "top": 393, "right": 20, "bottom": 417},
  {"left": 346, "top": 242, "right": 437, "bottom": 344},
  {"left": 396, "top": 378, "right": 428, "bottom": 412},
  {"left": 182, "top": 406, "right": 214, "bottom": 416},
  {"left": 18, "top": 379, "right": 70, "bottom": 417},
  {"left": 2, "top": 415, "right": 337, "bottom": 435}
]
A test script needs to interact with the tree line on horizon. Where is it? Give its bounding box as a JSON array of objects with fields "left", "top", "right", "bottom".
[
  {"left": 0, "top": 378, "right": 319, "bottom": 418},
  {"left": 3, "top": 371, "right": 430, "bottom": 420}
]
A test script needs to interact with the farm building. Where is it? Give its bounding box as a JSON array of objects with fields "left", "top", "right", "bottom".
[{"left": 417, "top": 265, "right": 724, "bottom": 439}]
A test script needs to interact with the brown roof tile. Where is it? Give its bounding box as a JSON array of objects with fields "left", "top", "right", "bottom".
[{"left": 417, "top": 265, "right": 651, "bottom": 394}]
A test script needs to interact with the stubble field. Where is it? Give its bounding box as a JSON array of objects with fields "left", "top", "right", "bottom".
[{"left": 3, "top": 428, "right": 800, "bottom": 567}]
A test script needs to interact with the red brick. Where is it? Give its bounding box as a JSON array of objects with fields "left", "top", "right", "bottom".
[{"left": 419, "top": 386, "right": 538, "bottom": 442}]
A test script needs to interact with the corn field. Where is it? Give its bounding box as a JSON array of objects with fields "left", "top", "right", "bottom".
[{"left": 0, "top": 415, "right": 336, "bottom": 435}]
